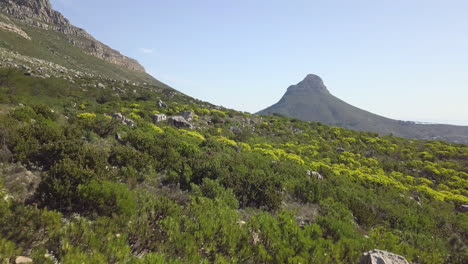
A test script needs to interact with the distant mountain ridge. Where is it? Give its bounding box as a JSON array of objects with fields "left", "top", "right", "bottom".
[
  {"left": 0, "top": 0, "right": 145, "bottom": 72},
  {"left": 258, "top": 74, "right": 468, "bottom": 144}
]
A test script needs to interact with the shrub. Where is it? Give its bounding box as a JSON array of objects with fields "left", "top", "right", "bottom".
[
  {"left": 76, "top": 112, "right": 97, "bottom": 119},
  {"left": 37, "top": 158, "right": 96, "bottom": 212},
  {"left": 78, "top": 180, "right": 137, "bottom": 217}
]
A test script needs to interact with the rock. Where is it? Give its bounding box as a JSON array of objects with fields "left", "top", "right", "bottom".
[
  {"left": 457, "top": 204, "right": 468, "bottom": 213},
  {"left": 230, "top": 126, "right": 242, "bottom": 135},
  {"left": 0, "top": 21, "right": 31, "bottom": 39},
  {"left": 336, "top": 148, "right": 346, "bottom": 153},
  {"left": 112, "top": 113, "right": 124, "bottom": 120},
  {"left": 97, "top": 83, "right": 106, "bottom": 89},
  {"left": 360, "top": 249, "right": 409, "bottom": 264},
  {"left": 168, "top": 116, "right": 193, "bottom": 129},
  {"left": 237, "top": 220, "right": 246, "bottom": 226},
  {"left": 152, "top": 114, "right": 167, "bottom": 123},
  {"left": 180, "top": 111, "right": 194, "bottom": 121},
  {"left": 0, "top": 143, "right": 12, "bottom": 162},
  {"left": 157, "top": 99, "right": 168, "bottom": 109},
  {"left": 115, "top": 133, "right": 123, "bottom": 142},
  {"left": 111, "top": 113, "right": 134, "bottom": 127},
  {"left": 15, "top": 256, "right": 33, "bottom": 264},
  {"left": 3, "top": 164, "right": 41, "bottom": 203},
  {"left": 306, "top": 170, "right": 324, "bottom": 180},
  {"left": 122, "top": 117, "right": 135, "bottom": 127}
]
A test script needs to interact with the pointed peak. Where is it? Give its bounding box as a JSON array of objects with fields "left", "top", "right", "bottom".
[
  {"left": 287, "top": 74, "right": 330, "bottom": 94},
  {"left": 303, "top": 74, "right": 323, "bottom": 82}
]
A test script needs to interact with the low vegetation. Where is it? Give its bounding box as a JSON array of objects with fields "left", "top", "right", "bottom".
[{"left": 0, "top": 69, "right": 467, "bottom": 263}]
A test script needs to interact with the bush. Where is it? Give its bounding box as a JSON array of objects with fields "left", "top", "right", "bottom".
[
  {"left": 192, "top": 178, "right": 239, "bottom": 209},
  {"left": 37, "top": 158, "right": 96, "bottom": 212},
  {"left": 78, "top": 180, "right": 137, "bottom": 217}
]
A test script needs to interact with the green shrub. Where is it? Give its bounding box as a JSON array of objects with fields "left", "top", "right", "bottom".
[
  {"left": 37, "top": 158, "right": 96, "bottom": 212},
  {"left": 78, "top": 180, "right": 137, "bottom": 217}
]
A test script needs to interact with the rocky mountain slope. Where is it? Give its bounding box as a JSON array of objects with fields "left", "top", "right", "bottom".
[
  {"left": 0, "top": 0, "right": 168, "bottom": 86},
  {"left": 258, "top": 74, "right": 468, "bottom": 144},
  {"left": 0, "top": 0, "right": 144, "bottom": 72}
]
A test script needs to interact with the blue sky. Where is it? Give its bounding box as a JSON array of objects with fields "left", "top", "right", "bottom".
[{"left": 51, "top": 0, "right": 468, "bottom": 125}]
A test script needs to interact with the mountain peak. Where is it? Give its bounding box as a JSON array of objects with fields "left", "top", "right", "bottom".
[{"left": 287, "top": 74, "right": 330, "bottom": 94}]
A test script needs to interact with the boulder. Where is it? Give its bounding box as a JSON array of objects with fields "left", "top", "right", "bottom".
[
  {"left": 168, "top": 116, "right": 193, "bottom": 129},
  {"left": 15, "top": 256, "right": 33, "bottom": 264},
  {"left": 96, "top": 83, "right": 106, "bottom": 89},
  {"left": 112, "top": 113, "right": 124, "bottom": 120},
  {"left": 336, "top": 148, "right": 346, "bottom": 153},
  {"left": 157, "top": 99, "right": 168, "bottom": 109},
  {"left": 112, "top": 113, "right": 134, "bottom": 127},
  {"left": 152, "top": 114, "right": 167, "bottom": 123},
  {"left": 306, "top": 170, "right": 324, "bottom": 180},
  {"left": 458, "top": 204, "right": 468, "bottom": 213},
  {"left": 360, "top": 249, "right": 409, "bottom": 264},
  {"left": 122, "top": 117, "right": 135, "bottom": 127},
  {"left": 180, "top": 111, "right": 194, "bottom": 121}
]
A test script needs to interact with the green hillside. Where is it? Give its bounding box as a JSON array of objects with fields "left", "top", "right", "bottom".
[{"left": 0, "top": 69, "right": 467, "bottom": 263}]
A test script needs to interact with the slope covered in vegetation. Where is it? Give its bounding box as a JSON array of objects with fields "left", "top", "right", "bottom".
[{"left": 0, "top": 68, "right": 467, "bottom": 263}]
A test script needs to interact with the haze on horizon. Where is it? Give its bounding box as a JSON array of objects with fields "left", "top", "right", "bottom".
[{"left": 51, "top": 0, "right": 468, "bottom": 126}]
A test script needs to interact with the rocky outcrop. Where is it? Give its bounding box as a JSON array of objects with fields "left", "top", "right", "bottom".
[
  {"left": 360, "top": 249, "right": 409, "bottom": 264},
  {"left": 181, "top": 111, "right": 194, "bottom": 121},
  {"left": 0, "top": 20, "right": 30, "bottom": 39},
  {"left": 2, "top": 163, "right": 41, "bottom": 203},
  {"left": 0, "top": 46, "right": 94, "bottom": 79},
  {"left": 169, "top": 116, "right": 193, "bottom": 129},
  {"left": 306, "top": 170, "right": 324, "bottom": 180},
  {"left": 152, "top": 114, "right": 167, "bottom": 123},
  {"left": 0, "top": 0, "right": 145, "bottom": 72},
  {"left": 112, "top": 113, "right": 135, "bottom": 127},
  {"left": 157, "top": 99, "right": 168, "bottom": 109},
  {"left": 15, "top": 256, "right": 33, "bottom": 264},
  {"left": 286, "top": 74, "right": 330, "bottom": 95}
]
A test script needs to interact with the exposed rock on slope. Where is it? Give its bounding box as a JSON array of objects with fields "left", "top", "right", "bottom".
[
  {"left": 360, "top": 249, "right": 409, "bottom": 264},
  {"left": 0, "top": 0, "right": 145, "bottom": 72},
  {"left": 258, "top": 74, "right": 468, "bottom": 144},
  {"left": 0, "top": 19, "right": 30, "bottom": 39}
]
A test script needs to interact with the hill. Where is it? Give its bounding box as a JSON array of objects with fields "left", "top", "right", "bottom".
[
  {"left": 0, "top": 0, "right": 167, "bottom": 86},
  {"left": 0, "top": 1, "right": 467, "bottom": 263},
  {"left": 258, "top": 74, "right": 468, "bottom": 144}
]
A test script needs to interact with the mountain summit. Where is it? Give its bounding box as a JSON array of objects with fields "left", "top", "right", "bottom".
[
  {"left": 286, "top": 74, "right": 330, "bottom": 94},
  {"left": 258, "top": 74, "right": 468, "bottom": 143}
]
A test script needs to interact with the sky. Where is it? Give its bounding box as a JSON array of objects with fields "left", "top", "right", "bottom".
[{"left": 51, "top": 0, "right": 468, "bottom": 125}]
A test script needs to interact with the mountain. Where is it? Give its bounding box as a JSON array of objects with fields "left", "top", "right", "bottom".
[
  {"left": 258, "top": 74, "right": 468, "bottom": 144},
  {"left": 0, "top": 0, "right": 167, "bottom": 86},
  {"left": 1, "top": 1, "right": 468, "bottom": 263}
]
